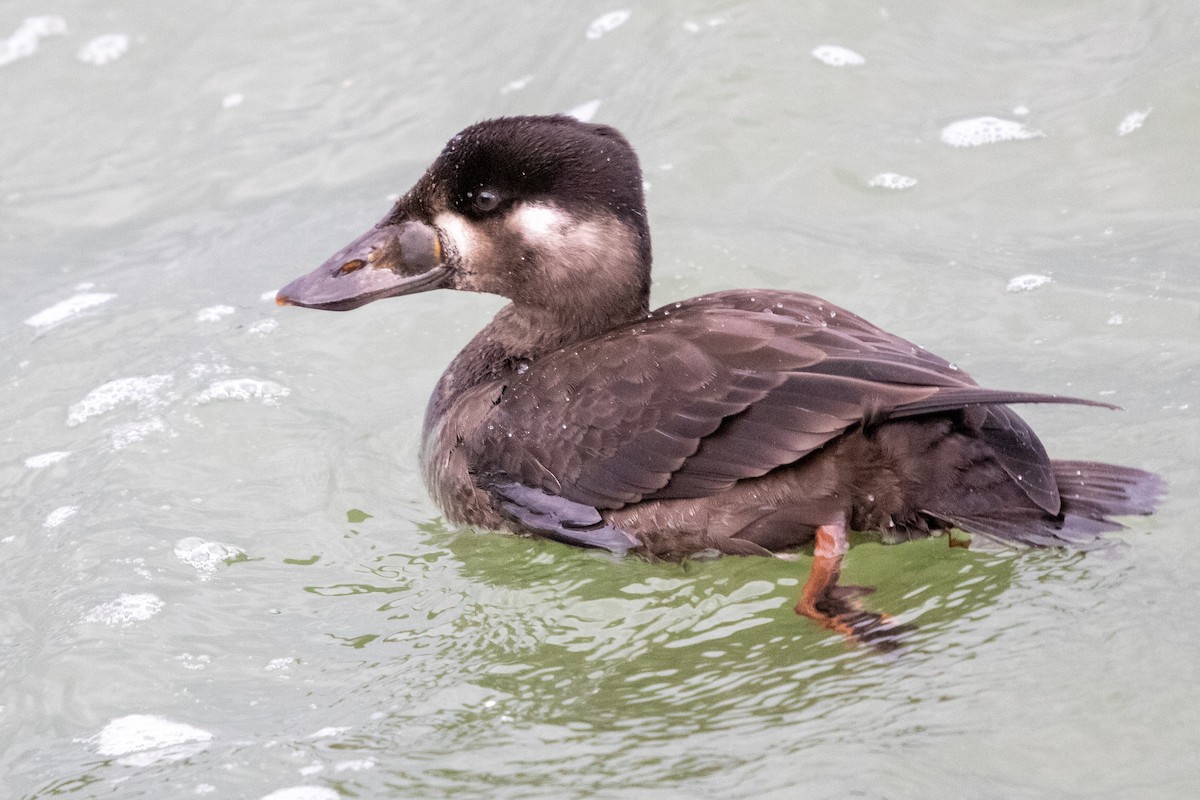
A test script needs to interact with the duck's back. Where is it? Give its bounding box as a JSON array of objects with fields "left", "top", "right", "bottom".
[{"left": 420, "top": 289, "right": 1157, "bottom": 558}]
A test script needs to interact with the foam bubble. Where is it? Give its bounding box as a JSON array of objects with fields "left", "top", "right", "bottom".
[
  {"left": 309, "top": 726, "right": 351, "bottom": 739},
  {"left": 260, "top": 788, "right": 340, "bottom": 800},
  {"left": 586, "top": 10, "right": 631, "bottom": 40},
  {"left": 175, "top": 653, "right": 212, "bottom": 670},
  {"left": 93, "top": 714, "right": 212, "bottom": 767},
  {"left": 24, "top": 293, "right": 116, "bottom": 328},
  {"left": 175, "top": 537, "right": 245, "bottom": 580},
  {"left": 194, "top": 378, "right": 290, "bottom": 406},
  {"left": 197, "top": 305, "right": 235, "bottom": 322},
  {"left": 868, "top": 172, "right": 918, "bottom": 190},
  {"left": 44, "top": 505, "right": 78, "bottom": 528},
  {"left": 248, "top": 319, "right": 278, "bottom": 335},
  {"left": 566, "top": 99, "right": 601, "bottom": 122},
  {"left": 110, "top": 417, "right": 167, "bottom": 449},
  {"left": 811, "top": 45, "right": 864, "bottom": 67},
  {"left": 1006, "top": 274, "right": 1051, "bottom": 292},
  {"left": 0, "top": 16, "right": 66, "bottom": 68},
  {"left": 67, "top": 375, "right": 174, "bottom": 426},
  {"left": 222, "top": 93, "right": 244, "bottom": 109},
  {"left": 941, "top": 117, "right": 1043, "bottom": 148},
  {"left": 1118, "top": 109, "right": 1150, "bottom": 137},
  {"left": 77, "top": 34, "right": 129, "bottom": 66},
  {"left": 83, "top": 593, "right": 164, "bottom": 626},
  {"left": 25, "top": 451, "right": 70, "bottom": 468},
  {"left": 500, "top": 75, "right": 532, "bottom": 94}
]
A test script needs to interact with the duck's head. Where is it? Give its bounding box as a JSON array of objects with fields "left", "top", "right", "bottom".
[{"left": 277, "top": 115, "right": 652, "bottom": 324}]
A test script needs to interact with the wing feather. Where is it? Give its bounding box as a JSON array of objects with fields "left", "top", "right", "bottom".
[{"left": 466, "top": 289, "right": 1088, "bottom": 512}]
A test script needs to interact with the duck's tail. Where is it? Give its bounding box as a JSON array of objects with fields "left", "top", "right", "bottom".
[{"left": 930, "top": 460, "right": 1164, "bottom": 547}]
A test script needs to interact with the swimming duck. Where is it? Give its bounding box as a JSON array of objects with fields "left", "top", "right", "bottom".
[{"left": 277, "top": 115, "right": 1161, "bottom": 641}]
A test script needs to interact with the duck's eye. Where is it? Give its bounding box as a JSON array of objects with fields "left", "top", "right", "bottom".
[{"left": 473, "top": 189, "right": 501, "bottom": 213}]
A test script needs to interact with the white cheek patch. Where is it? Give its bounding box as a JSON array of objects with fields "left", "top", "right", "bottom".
[
  {"left": 509, "top": 202, "right": 625, "bottom": 273},
  {"left": 511, "top": 202, "right": 571, "bottom": 247},
  {"left": 434, "top": 212, "right": 476, "bottom": 263}
]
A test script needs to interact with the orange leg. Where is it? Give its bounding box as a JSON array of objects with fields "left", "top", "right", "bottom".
[{"left": 794, "top": 520, "right": 908, "bottom": 649}]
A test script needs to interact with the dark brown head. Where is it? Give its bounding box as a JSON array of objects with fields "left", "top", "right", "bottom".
[{"left": 277, "top": 115, "right": 652, "bottom": 324}]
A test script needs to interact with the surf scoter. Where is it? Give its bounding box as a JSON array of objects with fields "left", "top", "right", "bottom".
[{"left": 277, "top": 115, "right": 1161, "bottom": 641}]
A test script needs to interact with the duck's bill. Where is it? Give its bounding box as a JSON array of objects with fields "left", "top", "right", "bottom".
[{"left": 276, "top": 220, "right": 449, "bottom": 311}]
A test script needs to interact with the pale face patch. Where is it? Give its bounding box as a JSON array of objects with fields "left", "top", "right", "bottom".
[
  {"left": 509, "top": 203, "right": 632, "bottom": 284},
  {"left": 433, "top": 211, "right": 477, "bottom": 265},
  {"left": 510, "top": 202, "right": 571, "bottom": 247}
]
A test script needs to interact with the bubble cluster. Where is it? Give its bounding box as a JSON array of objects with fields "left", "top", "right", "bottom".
[
  {"left": 868, "top": 172, "right": 918, "bottom": 190},
  {"left": 811, "top": 45, "right": 864, "bottom": 67},
  {"left": 1118, "top": 109, "right": 1150, "bottom": 137},
  {"left": 1006, "top": 274, "right": 1052, "bottom": 292},
  {"left": 77, "top": 33, "right": 129, "bottom": 66},
  {"left": 586, "top": 10, "right": 631, "bottom": 40},
  {"left": 941, "top": 116, "right": 1043, "bottom": 148}
]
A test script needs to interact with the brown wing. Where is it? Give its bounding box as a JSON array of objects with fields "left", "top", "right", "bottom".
[{"left": 467, "top": 289, "right": 1102, "bottom": 514}]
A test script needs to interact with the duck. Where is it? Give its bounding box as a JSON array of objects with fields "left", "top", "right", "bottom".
[{"left": 277, "top": 115, "right": 1161, "bottom": 642}]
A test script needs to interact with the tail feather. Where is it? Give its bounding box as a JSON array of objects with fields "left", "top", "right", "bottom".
[
  {"left": 927, "top": 460, "right": 1163, "bottom": 548},
  {"left": 1052, "top": 460, "right": 1163, "bottom": 518}
]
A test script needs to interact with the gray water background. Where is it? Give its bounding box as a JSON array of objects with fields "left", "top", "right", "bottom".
[{"left": 3, "top": 1, "right": 1199, "bottom": 797}]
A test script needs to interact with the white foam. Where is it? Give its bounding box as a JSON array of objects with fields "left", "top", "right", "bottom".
[
  {"left": 188, "top": 359, "right": 232, "bottom": 379},
  {"left": 196, "top": 305, "right": 235, "bottom": 322},
  {"left": 586, "top": 10, "right": 631, "bottom": 40},
  {"left": 566, "top": 99, "right": 601, "bottom": 122},
  {"left": 222, "top": 92, "right": 244, "bottom": 109},
  {"left": 1118, "top": 109, "right": 1150, "bottom": 137},
  {"left": 333, "top": 759, "right": 375, "bottom": 772},
  {"left": 175, "top": 537, "right": 245, "bottom": 580},
  {"left": 308, "top": 726, "right": 350, "bottom": 739},
  {"left": 500, "top": 75, "right": 532, "bottom": 94},
  {"left": 44, "top": 505, "right": 78, "bottom": 528},
  {"left": 941, "top": 116, "right": 1043, "bottom": 148},
  {"left": 0, "top": 16, "right": 66, "bottom": 68},
  {"left": 868, "top": 172, "right": 918, "bottom": 190},
  {"left": 93, "top": 714, "right": 212, "bottom": 767},
  {"left": 260, "top": 788, "right": 340, "bottom": 800},
  {"left": 25, "top": 451, "right": 70, "bottom": 468},
  {"left": 111, "top": 417, "right": 167, "bottom": 449},
  {"left": 67, "top": 374, "right": 174, "bottom": 426},
  {"left": 195, "top": 378, "right": 290, "bottom": 406},
  {"left": 83, "top": 593, "right": 164, "bottom": 626},
  {"left": 248, "top": 319, "right": 278, "bottom": 335},
  {"left": 1006, "top": 274, "right": 1051, "bottom": 292},
  {"left": 812, "top": 45, "right": 864, "bottom": 67},
  {"left": 24, "top": 293, "right": 116, "bottom": 328},
  {"left": 175, "top": 653, "right": 212, "bottom": 670},
  {"left": 77, "top": 34, "right": 129, "bottom": 65}
]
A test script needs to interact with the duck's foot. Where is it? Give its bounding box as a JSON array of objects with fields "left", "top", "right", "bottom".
[{"left": 793, "top": 520, "right": 911, "bottom": 650}]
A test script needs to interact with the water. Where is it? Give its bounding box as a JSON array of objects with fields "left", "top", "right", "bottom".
[{"left": 3, "top": 1, "right": 1199, "bottom": 797}]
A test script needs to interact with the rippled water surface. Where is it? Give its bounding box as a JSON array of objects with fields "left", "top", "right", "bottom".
[{"left": 4, "top": 1, "right": 1199, "bottom": 797}]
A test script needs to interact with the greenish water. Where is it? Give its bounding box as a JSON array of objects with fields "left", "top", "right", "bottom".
[{"left": 3, "top": 1, "right": 1198, "bottom": 797}]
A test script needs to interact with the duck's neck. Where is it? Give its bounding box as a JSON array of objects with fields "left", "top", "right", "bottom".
[{"left": 424, "top": 292, "right": 646, "bottom": 426}]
